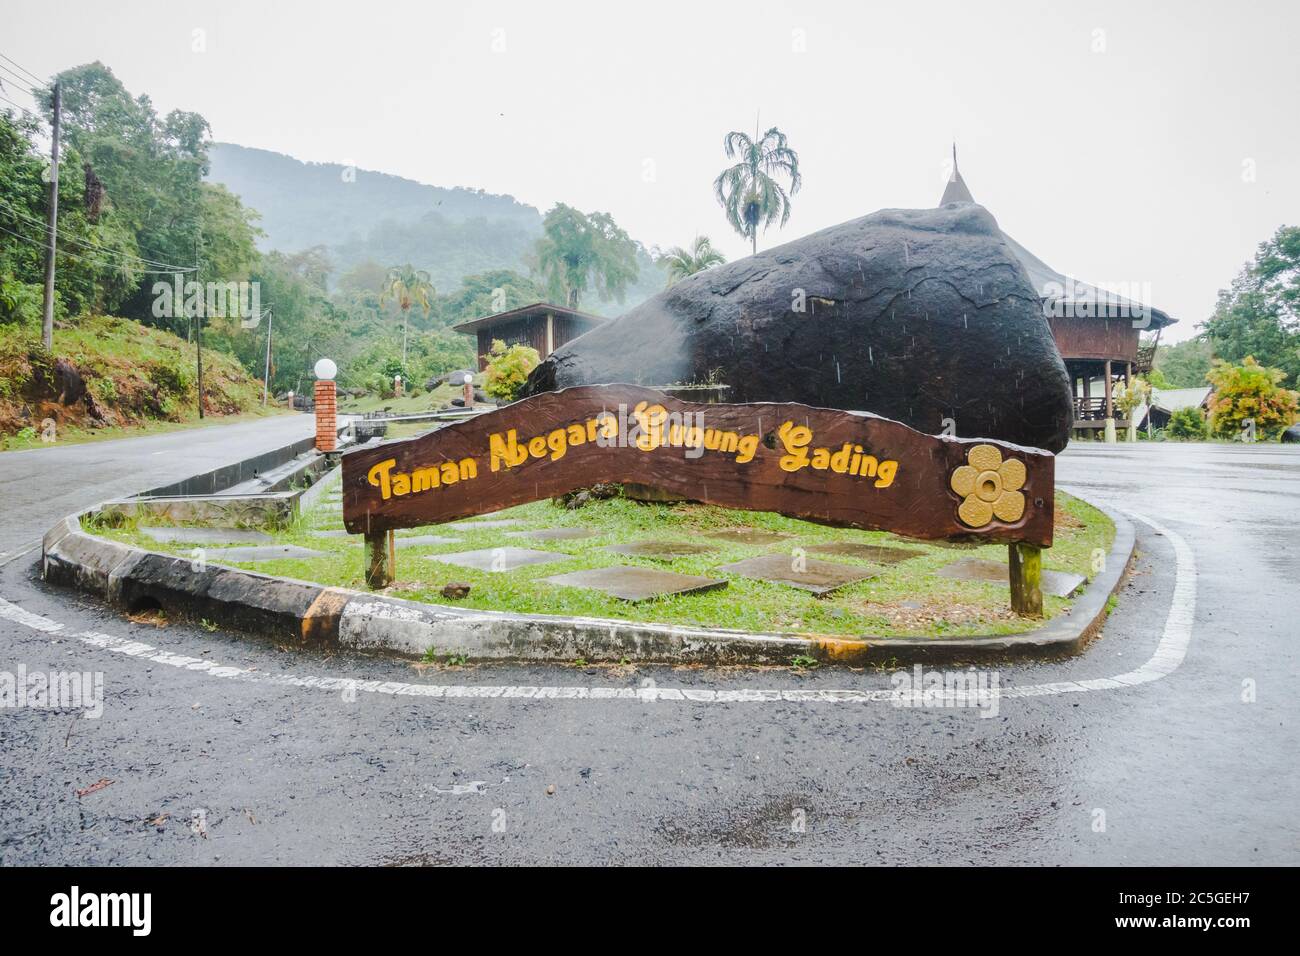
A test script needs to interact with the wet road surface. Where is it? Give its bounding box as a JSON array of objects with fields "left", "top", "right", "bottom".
[{"left": 1, "top": 424, "right": 1296, "bottom": 865}]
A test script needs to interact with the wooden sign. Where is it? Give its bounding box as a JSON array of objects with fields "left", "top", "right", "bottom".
[{"left": 342, "top": 385, "right": 1054, "bottom": 549}]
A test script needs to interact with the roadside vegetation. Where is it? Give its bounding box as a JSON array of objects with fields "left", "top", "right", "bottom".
[
  {"left": 0, "top": 313, "right": 278, "bottom": 450},
  {"left": 1139, "top": 224, "right": 1300, "bottom": 441}
]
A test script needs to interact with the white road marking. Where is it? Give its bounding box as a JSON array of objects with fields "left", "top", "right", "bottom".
[
  {"left": 0, "top": 511, "right": 1194, "bottom": 705},
  {"left": 0, "top": 596, "right": 66, "bottom": 633},
  {"left": 0, "top": 542, "right": 40, "bottom": 568}
]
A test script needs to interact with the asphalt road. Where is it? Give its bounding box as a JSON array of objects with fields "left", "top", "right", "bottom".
[{"left": 1, "top": 419, "right": 1296, "bottom": 865}]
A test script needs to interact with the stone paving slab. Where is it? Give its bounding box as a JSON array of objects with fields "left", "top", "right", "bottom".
[
  {"left": 426, "top": 547, "right": 566, "bottom": 572},
  {"left": 603, "top": 540, "right": 718, "bottom": 560},
  {"left": 395, "top": 534, "right": 461, "bottom": 548},
  {"left": 934, "top": 557, "right": 1086, "bottom": 598},
  {"left": 544, "top": 566, "right": 728, "bottom": 602},
  {"left": 445, "top": 518, "right": 525, "bottom": 530},
  {"left": 213, "top": 545, "right": 326, "bottom": 562},
  {"left": 308, "top": 530, "right": 462, "bottom": 547},
  {"left": 806, "top": 542, "right": 923, "bottom": 564},
  {"left": 718, "top": 553, "right": 878, "bottom": 596},
  {"left": 705, "top": 528, "right": 793, "bottom": 546},
  {"left": 138, "top": 527, "right": 273, "bottom": 546},
  {"left": 504, "top": 528, "right": 596, "bottom": 542}
]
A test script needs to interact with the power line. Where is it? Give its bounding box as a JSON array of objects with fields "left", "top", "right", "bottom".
[
  {"left": 0, "top": 221, "right": 192, "bottom": 274},
  {"left": 0, "top": 198, "right": 196, "bottom": 272},
  {"left": 0, "top": 63, "right": 40, "bottom": 95},
  {"left": 0, "top": 52, "right": 45, "bottom": 86},
  {"left": 0, "top": 92, "right": 43, "bottom": 123}
]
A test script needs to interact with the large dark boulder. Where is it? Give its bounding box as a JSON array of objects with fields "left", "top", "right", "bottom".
[
  {"left": 522, "top": 203, "right": 1074, "bottom": 453},
  {"left": 1282, "top": 424, "right": 1300, "bottom": 444}
]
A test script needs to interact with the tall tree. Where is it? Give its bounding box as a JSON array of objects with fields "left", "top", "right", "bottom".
[
  {"left": 660, "top": 235, "right": 726, "bottom": 286},
  {"left": 443, "top": 269, "right": 543, "bottom": 322},
  {"left": 1153, "top": 337, "right": 1214, "bottom": 388},
  {"left": 379, "top": 264, "right": 434, "bottom": 368},
  {"left": 713, "top": 124, "right": 802, "bottom": 255},
  {"left": 533, "top": 204, "right": 638, "bottom": 309},
  {"left": 1201, "top": 225, "right": 1300, "bottom": 386}
]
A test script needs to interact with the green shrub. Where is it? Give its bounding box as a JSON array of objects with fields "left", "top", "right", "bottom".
[
  {"left": 483, "top": 338, "right": 540, "bottom": 402},
  {"left": 92, "top": 376, "right": 118, "bottom": 404},
  {"left": 1167, "top": 406, "right": 1207, "bottom": 440},
  {"left": 1205, "top": 356, "right": 1299, "bottom": 441},
  {"left": 0, "top": 275, "right": 48, "bottom": 327},
  {"left": 147, "top": 359, "right": 194, "bottom": 396},
  {"left": 1113, "top": 378, "right": 1152, "bottom": 419}
]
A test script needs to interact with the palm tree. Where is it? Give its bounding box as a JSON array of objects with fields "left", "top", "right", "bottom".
[
  {"left": 661, "top": 235, "right": 726, "bottom": 286},
  {"left": 379, "top": 265, "right": 434, "bottom": 368},
  {"left": 713, "top": 123, "right": 802, "bottom": 255},
  {"left": 534, "top": 204, "right": 639, "bottom": 309}
]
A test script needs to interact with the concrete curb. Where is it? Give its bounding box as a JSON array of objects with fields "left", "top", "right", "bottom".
[{"left": 43, "top": 493, "right": 1136, "bottom": 665}]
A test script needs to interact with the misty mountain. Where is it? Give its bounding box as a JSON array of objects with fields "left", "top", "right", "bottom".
[
  {"left": 206, "top": 142, "right": 665, "bottom": 312},
  {"left": 208, "top": 142, "right": 543, "bottom": 248}
]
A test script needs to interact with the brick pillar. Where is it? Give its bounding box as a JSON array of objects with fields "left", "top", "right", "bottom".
[
  {"left": 463, "top": 377, "right": 474, "bottom": 408},
  {"left": 314, "top": 379, "right": 337, "bottom": 452}
]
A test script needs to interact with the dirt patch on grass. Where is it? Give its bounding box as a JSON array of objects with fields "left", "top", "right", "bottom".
[{"left": 1055, "top": 509, "right": 1086, "bottom": 531}]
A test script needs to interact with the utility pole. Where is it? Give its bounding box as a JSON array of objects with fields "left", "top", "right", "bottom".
[
  {"left": 262, "top": 309, "right": 273, "bottom": 406},
  {"left": 40, "top": 82, "right": 61, "bottom": 350},
  {"left": 194, "top": 234, "right": 204, "bottom": 419}
]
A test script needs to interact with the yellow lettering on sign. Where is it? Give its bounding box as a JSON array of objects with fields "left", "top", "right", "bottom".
[
  {"left": 632, "top": 401, "right": 669, "bottom": 451},
  {"left": 412, "top": 466, "right": 440, "bottom": 493},
  {"left": 778, "top": 422, "right": 812, "bottom": 471},
  {"left": 489, "top": 430, "right": 528, "bottom": 471},
  {"left": 367, "top": 457, "right": 478, "bottom": 501},
  {"left": 547, "top": 429, "right": 567, "bottom": 461},
  {"left": 368, "top": 459, "right": 397, "bottom": 498},
  {"left": 775, "top": 421, "right": 899, "bottom": 489}
]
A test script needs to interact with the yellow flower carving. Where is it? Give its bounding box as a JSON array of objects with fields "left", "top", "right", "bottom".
[{"left": 950, "top": 444, "right": 1027, "bottom": 528}]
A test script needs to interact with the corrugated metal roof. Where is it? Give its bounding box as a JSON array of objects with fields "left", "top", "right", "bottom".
[{"left": 1151, "top": 387, "right": 1211, "bottom": 412}]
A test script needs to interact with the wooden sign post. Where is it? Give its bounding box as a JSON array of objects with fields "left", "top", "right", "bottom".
[{"left": 342, "top": 385, "right": 1055, "bottom": 613}]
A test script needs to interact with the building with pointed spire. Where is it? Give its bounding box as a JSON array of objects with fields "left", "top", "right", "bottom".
[{"left": 939, "top": 148, "right": 1176, "bottom": 437}]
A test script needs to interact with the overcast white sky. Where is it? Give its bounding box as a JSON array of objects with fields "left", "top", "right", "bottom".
[{"left": 6, "top": 0, "right": 1299, "bottom": 340}]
